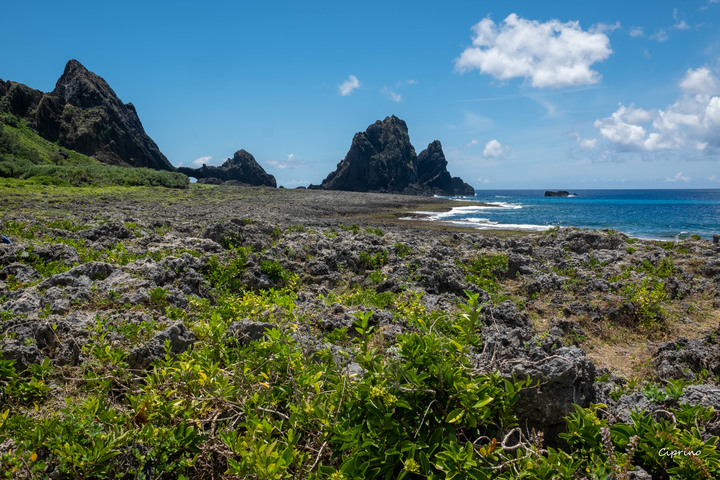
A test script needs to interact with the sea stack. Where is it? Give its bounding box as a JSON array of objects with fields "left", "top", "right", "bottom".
[{"left": 317, "top": 115, "right": 473, "bottom": 196}]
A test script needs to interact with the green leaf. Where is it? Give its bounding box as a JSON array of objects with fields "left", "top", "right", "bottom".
[{"left": 446, "top": 408, "right": 465, "bottom": 424}]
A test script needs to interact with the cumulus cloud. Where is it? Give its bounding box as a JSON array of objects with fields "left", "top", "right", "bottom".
[
  {"left": 594, "top": 67, "right": 720, "bottom": 152},
  {"left": 192, "top": 155, "right": 212, "bottom": 167},
  {"left": 466, "top": 139, "right": 480, "bottom": 147},
  {"left": 666, "top": 172, "right": 690, "bottom": 182},
  {"left": 679, "top": 67, "right": 720, "bottom": 95},
  {"left": 338, "top": 75, "right": 360, "bottom": 96},
  {"left": 483, "top": 139, "right": 511, "bottom": 158},
  {"left": 382, "top": 86, "right": 402, "bottom": 102},
  {"left": 455, "top": 13, "right": 612, "bottom": 88},
  {"left": 629, "top": 26, "right": 645, "bottom": 37}
]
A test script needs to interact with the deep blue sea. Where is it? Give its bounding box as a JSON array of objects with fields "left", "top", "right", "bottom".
[{"left": 418, "top": 189, "right": 720, "bottom": 240}]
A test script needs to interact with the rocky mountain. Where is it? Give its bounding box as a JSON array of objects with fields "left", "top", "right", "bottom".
[
  {"left": 316, "top": 115, "right": 474, "bottom": 196},
  {"left": 0, "top": 59, "right": 173, "bottom": 170},
  {"left": 177, "top": 150, "right": 276, "bottom": 187}
]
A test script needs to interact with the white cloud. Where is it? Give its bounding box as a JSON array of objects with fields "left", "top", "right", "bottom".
[
  {"left": 476, "top": 177, "right": 491, "bottom": 184},
  {"left": 483, "top": 139, "right": 511, "bottom": 158},
  {"left": 382, "top": 86, "right": 402, "bottom": 102},
  {"left": 266, "top": 153, "right": 305, "bottom": 170},
  {"left": 595, "top": 68, "right": 720, "bottom": 153},
  {"left": 666, "top": 172, "right": 690, "bottom": 182},
  {"left": 406, "top": 79, "right": 418, "bottom": 85},
  {"left": 672, "top": 8, "right": 690, "bottom": 30},
  {"left": 455, "top": 13, "right": 612, "bottom": 88},
  {"left": 679, "top": 67, "right": 719, "bottom": 95},
  {"left": 338, "top": 75, "right": 360, "bottom": 96},
  {"left": 650, "top": 9, "right": 693, "bottom": 42},
  {"left": 466, "top": 139, "right": 479, "bottom": 147},
  {"left": 571, "top": 132, "right": 598, "bottom": 149},
  {"left": 629, "top": 27, "right": 645, "bottom": 38},
  {"left": 650, "top": 29, "right": 669, "bottom": 42},
  {"left": 192, "top": 155, "right": 212, "bottom": 167}
]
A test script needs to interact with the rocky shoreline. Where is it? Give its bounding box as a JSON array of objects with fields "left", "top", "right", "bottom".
[{"left": 1, "top": 184, "right": 719, "bottom": 477}]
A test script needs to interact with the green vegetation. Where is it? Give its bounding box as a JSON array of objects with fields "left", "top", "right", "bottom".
[
  {"left": 2, "top": 187, "right": 720, "bottom": 478},
  {"left": 459, "top": 253, "right": 508, "bottom": 299},
  {"left": 2, "top": 288, "right": 719, "bottom": 478},
  {"left": 0, "top": 114, "right": 188, "bottom": 188}
]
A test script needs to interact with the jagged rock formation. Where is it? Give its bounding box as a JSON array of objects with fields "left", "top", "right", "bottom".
[
  {"left": 417, "top": 140, "right": 475, "bottom": 196},
  {"left": 0, "top": 59, "right": 172, "bottom": 170},
  {"left": 316, "top": 115, "right": 474, "bottom": 196},
  {"left": 177, "top": 150, "right": 276, "bottom": 187}
]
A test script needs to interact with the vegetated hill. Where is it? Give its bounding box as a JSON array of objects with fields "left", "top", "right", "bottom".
[
  {"left": 315, "top": 115, "right": 474, "bottom": 196},
  {"left": 0, "top": 60, "right": 172, "bottom": 170},
  {"left": 0, "top": 112, "right": 187, "bottom": 188}
]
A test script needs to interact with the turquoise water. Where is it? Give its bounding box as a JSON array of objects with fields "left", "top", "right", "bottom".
[{"left": 423, "top": 189, "right": 720, "bottom": 240}]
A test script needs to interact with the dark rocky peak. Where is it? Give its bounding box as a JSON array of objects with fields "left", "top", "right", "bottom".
[
  {"left": 177, "top": 149, "right": 277, "bottom": 187},
  {"left": 52, "top": 59, "right": 119, "bottom": 109},
  {"left": 363, "top": 115, "right": 415, "bottom": 160}
]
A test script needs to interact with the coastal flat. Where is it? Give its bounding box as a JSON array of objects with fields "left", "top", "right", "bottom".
[{"left": 1, "top": 182, "right": 527, "bottom": 236}]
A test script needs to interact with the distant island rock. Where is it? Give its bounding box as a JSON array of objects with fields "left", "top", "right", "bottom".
[
  {"left": 177, "top": 150, "right": 276, "bottom": 187},
  {"left": 313, "top": 115, "right": 473, "bottom": 196},
  {"left": 0, "top": 59, "right": 173, "bottom": 171},
  {"left": 545, "top": 190, "right": 577, "bottom": 197}
]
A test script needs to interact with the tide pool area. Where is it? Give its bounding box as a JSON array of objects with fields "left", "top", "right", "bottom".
[{"left": 423, "top": 189, "right": 720, "bottom": 240}]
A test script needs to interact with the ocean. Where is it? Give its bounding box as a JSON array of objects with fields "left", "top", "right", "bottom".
[{"left": 418, "top": 189, "right": 720, "bottom": 241}]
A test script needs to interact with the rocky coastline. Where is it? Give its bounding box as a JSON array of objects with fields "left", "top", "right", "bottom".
[{"left": 1, "top": 184, "right": 720, "bottom": 477}]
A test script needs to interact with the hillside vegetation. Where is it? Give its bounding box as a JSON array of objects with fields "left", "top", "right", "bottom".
[{"left": 0, "top": 113, "right": 187, "bottom": 189}]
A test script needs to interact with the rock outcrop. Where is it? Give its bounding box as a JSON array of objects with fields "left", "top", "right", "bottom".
[
  {"left": 545, "top": 191, "right": 576, "bottom": 197},
  {"left": 0, "top": 59, "right": 173, "bottom": 170},
  {"left": 177, "top": 150, "right": 276, "bottom": 187},
  {"left": 316, "top": 115, "right": 473, "bottom": 196}
]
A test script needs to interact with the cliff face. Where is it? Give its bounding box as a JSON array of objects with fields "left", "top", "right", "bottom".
[
  {"left": 177, "top": 150, "right": 277, "bottom": 187},
  {"left": 318, "top": 115, "right": 474, "bottom": 196},
  {"left": 0, "top": 60, "right": 173, "bottom": 170}
]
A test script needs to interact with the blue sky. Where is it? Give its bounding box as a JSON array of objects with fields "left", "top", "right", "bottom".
[{"left": 3, "top": 0, "right": 720, "bottom": 189}]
